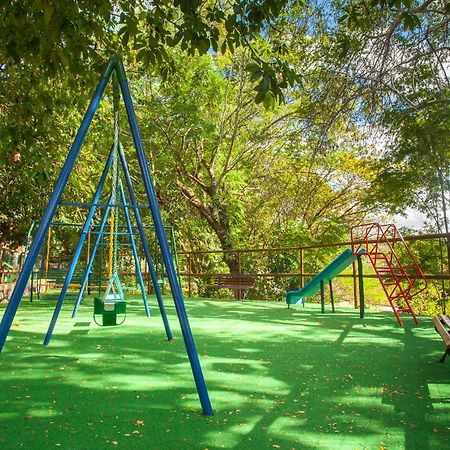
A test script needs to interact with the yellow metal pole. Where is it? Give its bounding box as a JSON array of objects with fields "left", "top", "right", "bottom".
[{"left": 108, "top": 209, "right": 114, "bottom": 277}]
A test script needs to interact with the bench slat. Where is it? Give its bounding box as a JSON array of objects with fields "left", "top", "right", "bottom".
[
  {"left": 439, "top": 314, "right": 450, "bottom": 329},
  {"left": 432, "top": 316, "right": 450, "bottom": 347}
]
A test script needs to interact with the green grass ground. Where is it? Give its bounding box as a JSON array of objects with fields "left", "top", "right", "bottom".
[{"left": 0, "top": 295, "right": 449, "bottom": 449}]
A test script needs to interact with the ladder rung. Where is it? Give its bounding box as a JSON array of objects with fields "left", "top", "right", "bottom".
[{"left": 390, "top": 294, "right": 407, "bottom": 299}]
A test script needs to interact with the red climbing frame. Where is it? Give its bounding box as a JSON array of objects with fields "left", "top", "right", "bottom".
[{"left": 351, "top": 223, "right": 428, "bottom": 327}]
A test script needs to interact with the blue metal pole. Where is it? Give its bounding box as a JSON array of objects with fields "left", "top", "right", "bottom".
[
  {"left": 43, "top": 148, "right": 115, "bottom": 345},
  {"left": 72, "top": 193, "right": 113, "bottom": 318},
  {"left": 117, "top": 61, "right": 213, "bottom": 416},
  {"left": 169, "top": 226, "right": 182, "bottom": 286},
  {"left": 119, "top": 180, "right": 150, "bottom": 316},
  {"left": 119, "top": 144, "right": 172, "bottom": 340},
  {"left": 0, "top": 57, "right": 116, "bottom": 353}
]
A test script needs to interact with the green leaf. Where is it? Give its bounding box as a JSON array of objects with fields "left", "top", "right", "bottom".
[
  {"left": 220, "top": 41, "right": 227, "bottom": 54},
  {"left": 121, "top": 30, "right": 130, "bottom": 46},
  {"left": 44, "top": 4, "right": 54, "bottom": 26},
  {"left": 255, "top": 75, "right": 270, "bottom": 92},
  {"left": 172, "top": 30, "right": 183, "bottom": 46},
  {"left": 197, "top": 38, "right": 210, "bottom": 55},
  {"left": 136, "top": 48, "right": 146, "bottom": 62},
  {"left": 263, "top": 91, "right": 275, "bottom": 109},
  {"left": 58, "top": 51, "right": 69, "bottom": 67},
  {"left": 245, "top": 63, "right": 260, "bottom": 74},
  {"left": 250, "top": 70, "right": 263, "bottom": 82},
  {"left": 255, "top": 91, "right": 265, "bottom": 104}
]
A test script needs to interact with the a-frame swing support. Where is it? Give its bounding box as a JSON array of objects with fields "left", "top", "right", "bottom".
[{"left": 0, "top": 55, "right": 213, "bottom": 416}]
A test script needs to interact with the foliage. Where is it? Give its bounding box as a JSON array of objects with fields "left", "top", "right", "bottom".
[
  {"left": 336, "top": 0, "right": 449, "bottom": 110},
  {"left": 369, "top": 105, "right": 450, "bottom": 221},
  {"left": 0, "top": 0, "right": 302, "bottom": 104}
]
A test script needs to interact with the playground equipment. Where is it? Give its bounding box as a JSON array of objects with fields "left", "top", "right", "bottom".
[
  {"left": 286, "top": 223, "right": 427, "bottom": 327},
  {"left": 0, "top": 55, "right": 213, "bottom": 416},
  {"left": 351, "top": 223, "right": 427, "bottom": 326},
  {"left": 94, "top": 272, "right": 126, "bottom": 326},
  {"left": 286, "top": 248, "right": 366, "bottom": 318}
]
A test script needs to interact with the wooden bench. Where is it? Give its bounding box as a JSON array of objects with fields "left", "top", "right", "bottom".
[
  {"left": 432, "top": 314, "right": 450, "bottom": 363},
  {"left": 207, "top": 274, "right": 256, "bottom": 300}
]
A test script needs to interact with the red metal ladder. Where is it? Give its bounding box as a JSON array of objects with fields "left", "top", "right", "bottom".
[{"left": 351, "top": 223, "right": 428, "bottom": 326}]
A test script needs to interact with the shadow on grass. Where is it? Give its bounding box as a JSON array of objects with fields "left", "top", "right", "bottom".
[{"left": 0, "top": 296, "right": 448, "bottom": 449}]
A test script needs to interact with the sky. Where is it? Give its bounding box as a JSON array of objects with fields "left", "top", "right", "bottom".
[{"left": 389, "top": 207, "right": 428, "bottom": 230}]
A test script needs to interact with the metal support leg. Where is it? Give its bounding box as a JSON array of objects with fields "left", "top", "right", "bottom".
[
  {"left": 117, "top": 62, "right": 213, "bottom": 416},
  {"left": 119, "top": 144, "right": 172, "bottom": 339},
  {"left": 329, "top": 280, "right": 335, "bottom": 313}
]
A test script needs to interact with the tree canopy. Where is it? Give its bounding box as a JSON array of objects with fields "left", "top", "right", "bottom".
[{"left": 0, "top": 0, "right": 448, "bottom": 258}]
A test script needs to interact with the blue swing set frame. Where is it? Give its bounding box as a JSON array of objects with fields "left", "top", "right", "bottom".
[{"left": 0, "top": 55, "right": 213, "bottom": 416}]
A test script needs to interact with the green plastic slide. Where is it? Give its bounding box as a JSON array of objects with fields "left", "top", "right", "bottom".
[{"left": 286, "top": 248, "right": 364, "bottom": 306}]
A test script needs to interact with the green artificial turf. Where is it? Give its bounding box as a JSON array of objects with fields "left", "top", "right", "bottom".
[{"left": 0, "top": 295, "right": 449, "bottom": 449}]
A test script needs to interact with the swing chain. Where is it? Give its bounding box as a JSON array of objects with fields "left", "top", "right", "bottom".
[{"left": 112, "top": 73, "right": 120, "bottom": 275}]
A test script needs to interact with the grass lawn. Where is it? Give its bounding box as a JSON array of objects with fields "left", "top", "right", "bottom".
[{"left": 0, "top": 295, "right": 449, "bottom": 449}]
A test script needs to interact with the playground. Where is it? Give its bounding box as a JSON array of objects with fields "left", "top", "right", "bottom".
[
  {"left": 0, "top": 295, "right": 448, "bottom": 449},
  {"left": 0, "top": 29, "right": 450, "bottom": 450}
]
